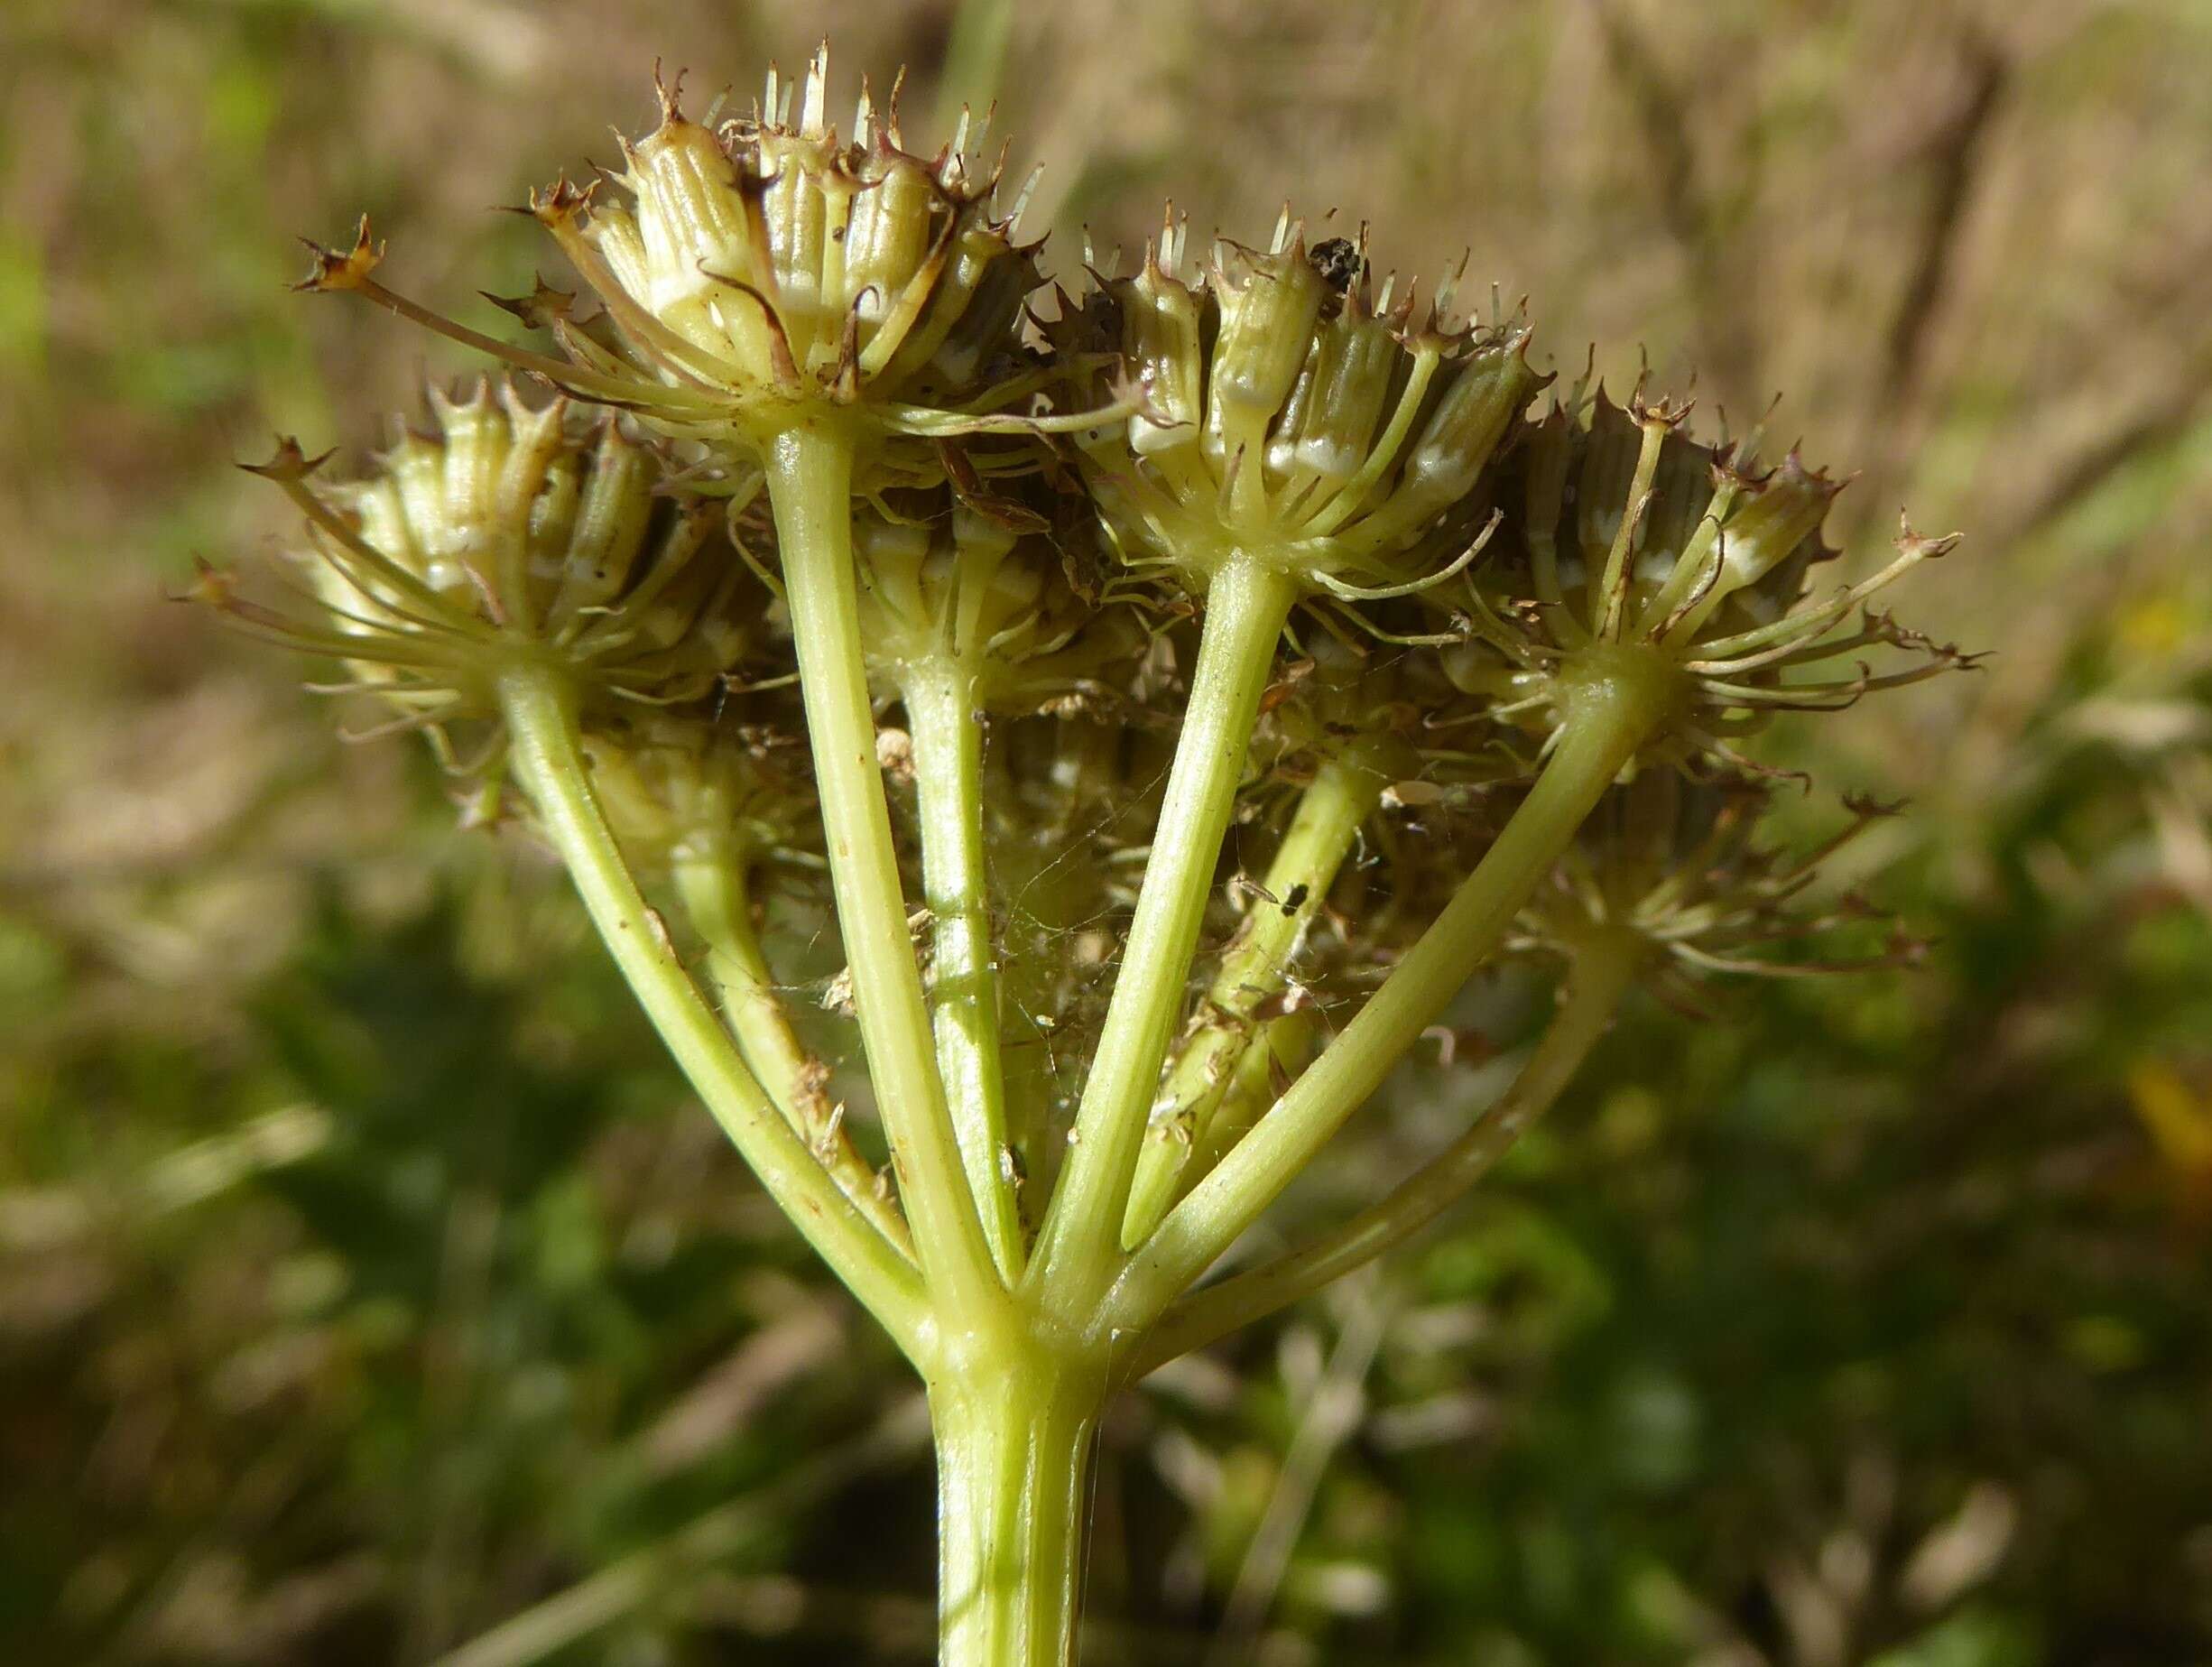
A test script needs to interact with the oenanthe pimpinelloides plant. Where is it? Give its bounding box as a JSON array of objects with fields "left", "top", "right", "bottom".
[{"left": 205, "top": 45, "right": 1970, "bottom": 1666}]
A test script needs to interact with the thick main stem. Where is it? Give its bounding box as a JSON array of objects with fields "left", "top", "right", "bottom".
[
  {"left": 1031, "top": 555, "right": 1294, "bottom": 1308},
  {"left": 903, "top": 662, "right": 1026, "bottom": 1280},
  {"left": 1106, "top": 674, "right": 1664, "bottom": 1335},
  {"left": 1128, "top": 937, "right": 1639, "bottom": 1375},
  {"left": 496, "top": 663, "right": 926, "bottom": 1348},
  {"left": 933, "top": 1361, "right": 1102, "bottom": 1667},
  {"left": 767, "top": 422, "right": 1004, "bottom": 1320}
]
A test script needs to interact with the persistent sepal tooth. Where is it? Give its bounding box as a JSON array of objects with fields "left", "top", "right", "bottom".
[
  {"left": 292, "top": 215, "right": 382, "bottom": 293},
  {"left": 525, "top": 175, "right": 597, "bottom": 231},
  {"left": 183, "top": 554, "right": 247, "bottom": 612},
  {"left": 881, "top": 65, "right": 907, "bottom": 147},
  {"left": 855, "top": 73, "right": 876, "bottom": 145},
  {"left": 239, "top": 436, "right": 337, "bottom": 483},
  {"left": 1432, "top": 246, "right": 1471, "bottom": 321},
  {"left": 481, "top": 277, "right": 578, "bottom": 331},
  {"left": 652, "top": 59, "right": 685, "bottom": 124},
  {"left": 1629, "top": 386, "right": 1694, "bottom": 430},
  {"left": 1895, "top": 512, "right": 1963, "bottom": 560}
]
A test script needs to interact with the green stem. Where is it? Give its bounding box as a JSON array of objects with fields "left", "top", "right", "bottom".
[
  {"left": 1121, "top": 751, "right": 1386, "bottom": 1247},
  {"left": 670, "top": 847, "right": 917, "bottom": 1261},
  {"left": 933, "top": 1359, "right": 1103, "bottom": 1667},
  {"left": 766, "top": 422, "right": 1004, "bottom": 1322},
  {"left": 1180, "top": 1011, "right": 1319, "bottom": 1191},
  {"left": 496, "top": 663, "right": 927, "bottom": 1348},
  {"left": 1125, "top": 937, "right": 1638, "bottom": 1375},
  {"left": 903, "top": 660, "right": 1026, "bottom": 1280},
  {"left": 1029, "top": 555, "right": 1295, "bottom": 1310},
  {"left": 1104, "top": 678, "right": 1660, "bottom": 1336}
]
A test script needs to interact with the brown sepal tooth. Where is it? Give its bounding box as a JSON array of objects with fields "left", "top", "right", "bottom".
[
  {"left": 1861, "top": 607, "right": 1984, "bottom": 668},
  {"left": 1840, "top": 789, "right": 1911, "bottom": 820},
  {"left": 523, "top": 175, "right": 597, "bottom": 234},
  {"left": 1896, "top": 513, "right": 1964, "bottom": 562},
  {"left": 292, "top": 216, "right": 382, "bottom": 293},
  {"left": 652, "top": 59, "right": 688, "bottom": 125},
  {"left": 180, "top": 554, "right": 241, "bottom": 610},
  {"left": 237, "top": 436, "right": 336, "bottom": 484},
  {"left": 482, "top": 277, "right": 578, "bottom": 331},
  {"left": 177, "top": 555, "right": 293, "bottom": 634},
  {"left": 878, "top": 66, "right": 909, "bottom": 150},
  {"left": 1709, "top": 444, "right": 1769, "bottom": 493},
  {"left": 1629, "top": 388, "right": 1694, "bottom": 431},
  {"left": 1774, "top": 445, "right": 1845, "bottom": 496}
]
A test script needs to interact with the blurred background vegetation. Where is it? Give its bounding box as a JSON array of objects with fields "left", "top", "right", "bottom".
[{"left": 4, "top": 1, "right": 2211, "bottom": 1662}]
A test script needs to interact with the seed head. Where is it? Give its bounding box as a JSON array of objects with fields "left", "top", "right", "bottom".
[
  {"left": 248, "top": 44, "right": 1974, "bottom": 1315},
  {"left": 581, "top": 710, "right": 817, "bottom": 878},
  {"left": 1254, "top": 628, "right": 1528, "bottom": 818},
  {"left": 295, "top": 46, "right": 1110, "bottom": 493},
  {"left": 1058, "top": 213, "right": 1544, "bottom": 600},
  {"left": 851, "top": 488, "right": 1152, "bottom": 715},
  {"left": 1512, "top": 773, "right": 1923, "bottom": 1007},
  {"left": 217, "top": 378, "right": 771, "bottom": 755},
  {"left": 571, "top": 51, "right": 1039, "bottom": 415},
  {"left": 1443, "top": 385, "right": 1973, "bottom": 771}
]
